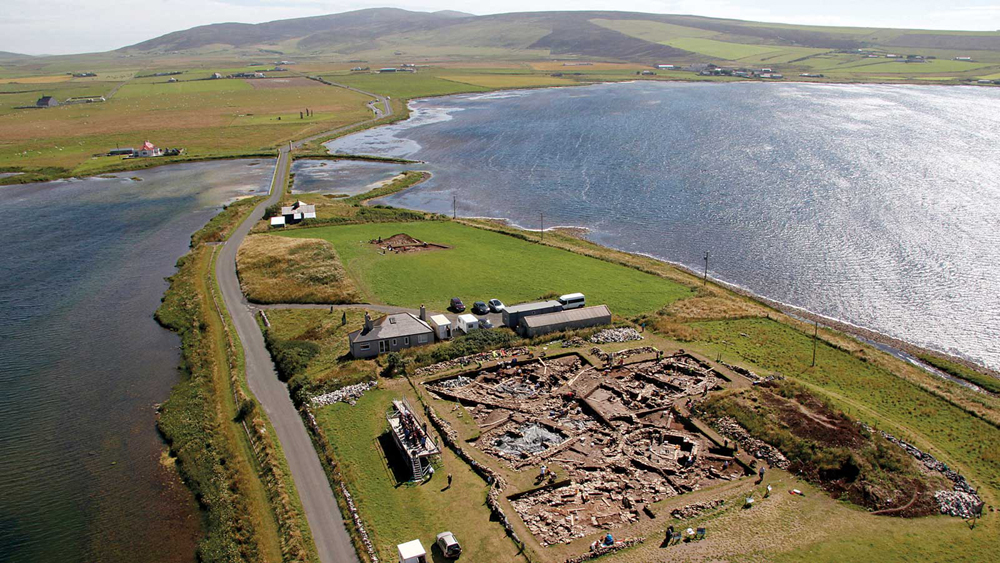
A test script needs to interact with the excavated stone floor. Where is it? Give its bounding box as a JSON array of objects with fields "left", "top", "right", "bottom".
[{"left": 425, "top": 352, "right": 749, "bottom": 546}]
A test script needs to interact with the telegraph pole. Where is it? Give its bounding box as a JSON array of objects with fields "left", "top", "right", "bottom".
[
  {"left": 703, "top": 251, "right": 709, "bottom": 285},
  {"left": 540, "top": 212, "right": 544, "bottom": 242},
  {"left": 453, "top": 195, "right": 456, "bottom": 219},
  {"left": 811, "top": 320, "right": 819, "bottom": 367}
]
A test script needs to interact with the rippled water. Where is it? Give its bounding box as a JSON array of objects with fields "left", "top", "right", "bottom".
[
  {"left": 291, "top": 159, "right": 409, "bottom": 196},
  {"left": 326, "top": 82, "right": 1000, "bottom": 369},
  {"left": 0, "top": 160, "right": 272, "bottom": 562}
]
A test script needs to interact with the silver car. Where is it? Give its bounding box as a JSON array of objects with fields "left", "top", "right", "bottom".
[{"left": 436, "top": 531, "right": 462, "bottom": 558}]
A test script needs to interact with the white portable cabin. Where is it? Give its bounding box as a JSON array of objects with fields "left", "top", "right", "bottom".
[
  {"left": 429, "top": 314, "right": 453, "bottom": 340},
  {"left": 269, "top": 216, "right": 286, "bottom": 228},
  {"left": 456, "top": 314, "right": 479, "bottom": 334},
  {"left": 397, "top": 539, "right": 427, "bottom": 563}
]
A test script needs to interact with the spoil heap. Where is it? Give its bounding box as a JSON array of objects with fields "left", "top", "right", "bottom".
[{"left": 590, "top": 327, "right": 643, "bottom": 344}]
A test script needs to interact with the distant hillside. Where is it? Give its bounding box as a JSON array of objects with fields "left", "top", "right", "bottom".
[{"left": 119, "top": 8, "right": 1000, "bottom": 63}]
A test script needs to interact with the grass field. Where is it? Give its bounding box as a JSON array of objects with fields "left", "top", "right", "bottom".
[
  {"left": 0, "top": 75, "right": 373, "bottom": 175},
  {"left": 280, "top": 220, "right": 693, "bottom": 316},
  {"left": 320, "top": 72, "right": 490, "bottom": 99},
  {"left": 314, "top": 383, "right": 529, "bottom": 563},
  {"left": 237, "top": 234, "right": 360, "bottom": 304}
]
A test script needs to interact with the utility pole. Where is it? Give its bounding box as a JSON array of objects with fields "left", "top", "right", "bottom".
[
  {"left": 811, "top": 320, "right": 819, "bottom": 367},
  {"left": 540, "top": 212, "right": 544, "bottom": 242},
  {"left": 703, "top": 251, "right": 709, "bottom": 285},
  {"left": 453, "top": 195, "right": 456, "bottom": 219}
]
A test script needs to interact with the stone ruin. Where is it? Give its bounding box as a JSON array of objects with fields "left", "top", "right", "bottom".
[{"left": 425, "top": 351, "right": 747, "bottom": 546}]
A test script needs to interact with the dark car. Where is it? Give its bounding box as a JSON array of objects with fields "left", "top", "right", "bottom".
[
  {"left": 480, "top": 318, "right": 494, "bottom": 329},
  {"left": 450, "top": 297, "right": 465, "bottom": 312},
  {"left": 488, "top": 299, "right": 506, "bottom": 313},
  {"left": 472, "top": 301, "right": 489, "bottom": 315}
]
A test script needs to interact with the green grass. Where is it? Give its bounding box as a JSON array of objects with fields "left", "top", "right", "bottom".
[
  {"left": 917, "top": 354, "right": 1000, "bottom": 395},
  {"left": 314, "top": 384, "right": 528, "bottom": 562},
  {"left": 660, "top": 37, "right": 795, "bottom": 61},
  {"left": 280, "top": 220, "right": 693, "bottom": 316}
]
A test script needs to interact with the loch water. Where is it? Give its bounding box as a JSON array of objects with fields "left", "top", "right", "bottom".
[
  {"left": 0, "top": 160, "right": 273, "bottom": 562},
  {"left": 325, "top": 82, "right": 1000, "bottom": 370}
]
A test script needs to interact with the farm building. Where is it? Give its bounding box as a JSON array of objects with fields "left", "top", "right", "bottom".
[
  {"left": 348, "top": 311, "right": 434, "bottom": 358},
  {"left": 109, "top": 147, "right": 134, "bottom": 156},
  {"left": 518, "top": 304, "right": 612, "bottom": 337},
  {"left": 386, "top": 398, "right": 440, "bottom": 481},
  {"left": 135, "top": 141, "right": 163, "bottom": 157},
  {"left": 501, "top": 300, "right": 563, "bottom": 329},
  {"left": 378, "top": 67, "right": 398, "bottom": 73},
  {"left": 428, "top": 314, "right": 452, "bottom": 340},
  {"left": 36, "top": 96, "right": 59, "bottom": 107},
  {"left": 279, "top": 200, "right": 316, "bottom": 223}
]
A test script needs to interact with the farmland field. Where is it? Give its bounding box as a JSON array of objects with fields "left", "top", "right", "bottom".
[
  {"left": 0, "top": 75, "right": 373, "bottom": 174},
  {"left": 280, "top": 221, "right": 694, "bottom": 316},
  {"left": 319, "top": 72, "right": 489, "bottom": 99}
]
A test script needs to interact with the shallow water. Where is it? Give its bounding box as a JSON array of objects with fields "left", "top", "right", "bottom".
[
  {"left": 291, "top": 159, "right": 409, "bottom": 196},
  {"left": 326, "top": 82, "right": 1000, "bottom": 369},
  {"left": 0, "top": 159, "right": 273, "bottom": 562}
]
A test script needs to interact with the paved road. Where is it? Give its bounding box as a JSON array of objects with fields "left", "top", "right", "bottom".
[{"left": 214, "top": 86, "right": 398, "bottom": 563}]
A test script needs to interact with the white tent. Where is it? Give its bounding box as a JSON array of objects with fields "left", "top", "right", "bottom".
[{"left": 397, "top": 539, "right": 427, "bottom": 563}]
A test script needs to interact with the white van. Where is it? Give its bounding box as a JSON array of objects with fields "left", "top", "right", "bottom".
[{"left": 558, "top": 293, "right": 586, "bottom": 310}]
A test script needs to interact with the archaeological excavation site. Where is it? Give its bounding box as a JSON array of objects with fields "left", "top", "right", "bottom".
[{"left": 424, "top": 349, "right": 750, "bottom": 547}]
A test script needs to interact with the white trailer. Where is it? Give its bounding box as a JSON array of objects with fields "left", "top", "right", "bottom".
[{"left": 456, "top": 314, "right": 479, "bottom": 334}]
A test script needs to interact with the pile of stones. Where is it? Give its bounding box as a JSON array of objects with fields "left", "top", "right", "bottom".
[
  {"left": 671, "top": 499, "right": 725, "bottom": 520},
  {"left": 591, "top": 346, "right": 658, "bottom": 365},
  {"left": 590, "top": 327, "right": 644, "bottom": 344},
  {"left": 713, "top": 417, "right": 790, "bottom": 469},
  {"left": 435, "top": 375, "right": 473, "bottom": 389},
  {"left": 933, "top": 491, "right": 984, "bottom": 519},
  {"left": 310, "top": 379, "right": 377, "bottom": 407}
]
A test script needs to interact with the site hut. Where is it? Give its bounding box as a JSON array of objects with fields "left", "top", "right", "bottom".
[
  {"left": 428, "top": 313, "right": 453, "bottom": 340},
  {"left": 378, "top": 67, "right": 398, "bottom": 73},
  {"left": 348, "top": 311, "right": 434, "bottom": 358},
  {"left": 501, "top": 299, "right": 563, "bottom": 328},
  {"left": 396, "top": 539, "right": 427, "bottom": 563},
  {"left": 36, "top": 96, "right": 59, "bottom": 107},
  {"left": 518, "top": 304, "right": 612, "bottom": 337},
  {"left": 279, "top": 200, "right": 316, "bottom": 224},
  {"left": 456, "top": 313, "right": 479, "bottom": 334},
  {"left": 386, "top": 398, "right": 441, "bottom": 481}
]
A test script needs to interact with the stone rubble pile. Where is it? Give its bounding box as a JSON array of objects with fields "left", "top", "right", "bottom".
[
  {"left": 713, "top": 416, "right": 790, "bottom": 469},
  {"left": 310, "top": 380, "right": 377, "bottom": 407},
  {"left": 562, "top": 337, "right": 587, "bottom": 348},
  {"left": 720, "top": 361, "right": 760, "bottom": 381},
  {"left": 435, "top": 375, "right": 473, "bottom": 389},
  {"left": 933, "top": 491, "right": 984, "bottom": 519},
  {"left": 564, "top": 537, "right": 645, "bottom": 563},
  {"left": 590, "top": 327, "right": 644, "bottom": 344},
  {"left": 671, "top": 499, "right": 725, "bottom": 520},
  {"left": 860, "top": 423, "right": 984, "bottom": 517}
]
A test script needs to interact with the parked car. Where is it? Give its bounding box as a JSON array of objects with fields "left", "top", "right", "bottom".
[
  {"left": 488, "top": 299, "right": 506, "bottom": 313},
  {"left": 472, "top": 301, "right": 489, "bottom": 315},
  {"left": 450, "top": 297, "right": 465, "bottom": 312},
  {"left": 480, "top": 318, "right": 494, "bottom": 329},
  {"left": 436, "top": 531, "right": 462, "bottom": 559}
]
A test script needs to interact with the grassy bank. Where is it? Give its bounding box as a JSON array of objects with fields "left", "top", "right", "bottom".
[
  {"left": 918, "top": 353, "right": 1000, "bottom": 395},
  {"left": 281, "top": 220, "right": 693, "bottom": 316},
  {"left": 156, "top": 200, "right": 319, "bottom": 562}
]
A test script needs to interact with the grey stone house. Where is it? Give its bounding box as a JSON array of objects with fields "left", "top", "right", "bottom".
[{"left": 349, "top": 310, "right": 434, "bottom": 359}]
